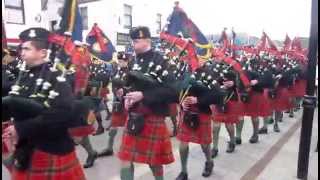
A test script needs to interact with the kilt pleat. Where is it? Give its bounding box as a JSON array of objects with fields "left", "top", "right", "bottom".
[
  {"left": 270, "top": 88, "right": 294, "bottom": 111},
  {"left": 211, "top": 101, "right": 242, "bottom": 124},
  {"left": 11, "top": 150, "right": 86, "bottom": 180},
  {"left": 118, "top": 114, "right": 174, "bottom": 166},
  {"left": 111, "top": 112, "right": 127, "bottom": 127},
  {"left": 240, "top": 90, "right": 272, "bottom": 118},
  {"left": 288, "top": 80, "right": 306, "bottom": 98},
  {"left": 177, "top": 112, "right": 212, "bottom": 145}
]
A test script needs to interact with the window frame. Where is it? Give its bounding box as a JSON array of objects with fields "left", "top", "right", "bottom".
[
  {"left": 123, "top": 4, "right": 132, "bottom": 29},
  {"left": 79, "top": 6, "right": 89, "bottom": 30},
  {"left": 4, "top": 0, "right": 26, "bottom": 25},
  {"left": 156, "top": 13, "right": 162, "bottom": 34}
]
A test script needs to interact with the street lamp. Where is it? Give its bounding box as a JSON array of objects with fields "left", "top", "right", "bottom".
[{"left": 296, "top": 0, "right": 318, "bottom": 179}]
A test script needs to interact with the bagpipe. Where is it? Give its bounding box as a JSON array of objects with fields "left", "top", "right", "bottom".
[
  {"left": 48, "top": 33, "right": 96, "bottom": 137},
  {"left": 2, "top": 42, "right": 67, "bottom": 122},
  {"left": 159, "top": 37, "right": 225, "bottom": 129},
  {"left": 2, "top": 32, "right": 95, "bottom": 141},
  {"left": 125, "top": 55, "right": 171, "bottom": 92},
  {"left": 111, "top": 65, "right": 129, "bottom": 113},
  {"left": 122, "top": 49, "right": 176, "bottom": 135},
  {"left": 1, "top": 32, "right": 79, "bottom": 170}
]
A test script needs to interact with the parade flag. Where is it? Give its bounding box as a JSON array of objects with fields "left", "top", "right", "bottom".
[
  {"left": 218, "top": 28, "right": 230, "bottom": 50},
  {"left": 283, "top": 34, "right": 292, "bottom": 51},
  {"left": 58, "top": 0, "right": 83, "bottom": 42},
  {"left": 86, "top": 23, "right": 115, "bottom": 62},
  {"left": 164, "top": 2, "right": 211, "bottom": 58},
  {"left": 256, "top": 31, "right": 278, "bottom": 51},
  {"left": 256, "top": 32, "right": 267, "bottom": 50},
  {"left": 291, "top": 37, "right": 303, "bottom": 52}
]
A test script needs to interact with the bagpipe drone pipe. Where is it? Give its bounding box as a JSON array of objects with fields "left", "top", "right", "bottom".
[{"left": 2, "top": 32, "right": 95, "bottom": 138}]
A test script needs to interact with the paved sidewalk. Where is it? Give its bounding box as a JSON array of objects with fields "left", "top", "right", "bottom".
[{"left": 2, "top": 109, "right": 318, "bottom": 180}]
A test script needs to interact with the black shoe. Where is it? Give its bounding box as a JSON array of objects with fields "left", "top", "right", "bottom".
[
  {"left": 284, "top": 110, "right": 290, "bottom": 113},
  {"left": 249, "top": 135, "right": 259, "bottom": 144},
  {"left": 98, "top": 149, "right": 114, "bottom": 157},
  {"left": 289, "top": 113, "right": 294, "bottom": 118},
  {"left": 83, "top": 151, "right": 98, "bottom": 168},
  {"left": 105, "top": 125, "right": 112, "bottom": 131},
  {"left": 235, "top": 137, "right": 242, "bottom": 145},
  {"left": 258, "top": 127, "right": 268, "bottom": 134},
  {"left": 105, "top": 113, "right": 111, "bottom": 121},
  {"left": 176, "top": 172, "right": 188, "bottom": 180},
  {"left": 211, "top": 148, "right": 219, "bottom": 158},
  {"left": 274, "top": 124, "right": 280, "bottom": 133},
  {"left": 268, "top": 118, "right": 274, "bottom": 124},
  {"left": 226, "top": 142, "right": 235, "bottom": 153},
  {"left": 279, "top": 113, "right": 283, "bottom": 122},
  {"left": 93, "top": 127, "right": 104, "bottom": 136},
  {"left": 202, "top": 161, "right": 214, "bottom": 177},
  {"left": 171, "top": 127, "right": 177, "bottom": 137}
]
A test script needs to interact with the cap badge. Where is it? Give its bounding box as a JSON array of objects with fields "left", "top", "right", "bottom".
[
  {"left": 29, "top": 29, "right": 36, "bottom": 38},
  {"left": 139, "top": 30, "right": 144, "bottom": 38}
]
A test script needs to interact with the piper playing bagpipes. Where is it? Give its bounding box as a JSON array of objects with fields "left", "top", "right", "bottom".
[
  {"left": 173, "top": 60, "right": 226, "bottom": 179},
  {"left": 210, "top": 56, "right": 250, "bottom": 158},
  {"left": 258, "top": 54, "right": 298, "bottom": 134},
  {"left": 117, "top": 26, "right": 177, "bottom": 180},
  {"left": 2, "top": 28, "right": 87, "bottom": 179},
  {"left": 235, "top": 53, "right": 274, "bottom": 144},
  {"left": 98, "top": 51, "right": 130, "bottom": 158}
]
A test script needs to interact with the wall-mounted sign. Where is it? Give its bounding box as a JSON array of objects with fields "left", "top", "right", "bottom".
[{"left": 117, "top": 33, "right": 131, "bottom": 46}]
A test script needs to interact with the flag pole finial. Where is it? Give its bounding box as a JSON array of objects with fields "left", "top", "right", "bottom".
[{"left": 174, "top": 1, "right": 179, "bottom": 7}]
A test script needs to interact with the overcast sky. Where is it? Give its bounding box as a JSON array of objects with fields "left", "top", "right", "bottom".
[{"left": 154, "top": 0, "right": 312, "bottom": 40}]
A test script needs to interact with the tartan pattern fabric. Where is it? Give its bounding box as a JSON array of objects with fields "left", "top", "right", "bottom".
[
  {"left": 118, "top": 114, "right": 174, "bottom": 166},
  {"left": 288, "top": 80, "right": 306, "bottom": 97},
  {"left": 211, "top": 100, "right": 242, "bottom": 124},
  {"left": 11, "top": 150, "right": 86, "bottom": 180},
  {"left": 240, "top": 90, "right": 272, "bottom": 118},
  {"left": 177, "top": 112, "right": 212, "bottom": 145},
  {"left": 169, "top": 103, "right": 178, "bottom": 116},
  {"left": 270, "top": 87, "right": 294, "bottom": 111},
  {"left": 111, "top": 112, "right": 127, "bottom": 127}
]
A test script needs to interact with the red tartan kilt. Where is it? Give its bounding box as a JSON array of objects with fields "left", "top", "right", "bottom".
[
  {"left": 111, "top": 112, "right": 127, "bottom": 127},
  {"left": 177, "top": 113, "right": 212, "bottom": 145},
  {"left": 211, "top": 101, "right": 242, "bottom": 124},
  {"left": 270, "top": 88, "right": 294, "bottom": 111},
  {"left": 289, "top": 80, "right": 307, "bottom": 97},
  {"left": 241, "top": 90, "right": 272, "bottom": 118},
  {"left": 99, "top": 87, "right": 110, "bottom": 98},
  {"left": 169, "top": 103, "right": 178, "bottom": 116},
  {"left": 11, "top": 150, "right": 86, "bottom": 180},
  {"left": 118, "top": 114, "right": 174, "bottom": 166}
]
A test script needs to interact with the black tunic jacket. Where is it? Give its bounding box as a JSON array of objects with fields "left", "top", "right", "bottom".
[
  {"left": 126, "top": 50, "right": 178, "bottom": 116},
  {"left": 7, "top": 63, "right": 75, "bottom": 155}
]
